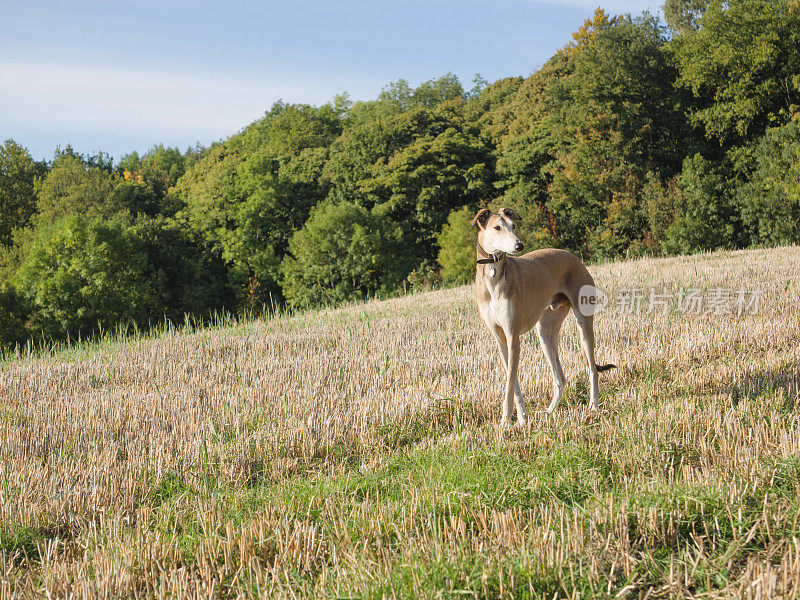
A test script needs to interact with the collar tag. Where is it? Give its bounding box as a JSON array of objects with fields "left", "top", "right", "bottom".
[{"left": 489, "top": 267, "right": 496, "bottom": 278}]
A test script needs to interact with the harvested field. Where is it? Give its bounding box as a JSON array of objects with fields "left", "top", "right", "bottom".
[{"left": 1, "top": 246, "right": 800, "bottom": 598}]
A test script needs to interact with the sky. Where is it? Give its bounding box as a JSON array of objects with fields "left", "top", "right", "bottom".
[{"left": 1, "top": 0, "right": 662, "bottom": 162}]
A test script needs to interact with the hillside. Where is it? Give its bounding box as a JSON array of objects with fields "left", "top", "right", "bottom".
[
  {"left": 1, "top": 246, "right": 800, "bottom": 598},
  {"left": 4, "top": 2, "right": 800, "bottom": 351}
]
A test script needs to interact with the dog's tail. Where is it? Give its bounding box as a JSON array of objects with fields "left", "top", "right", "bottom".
[{"left": 597, "top": 364, "right": 616, "bottom": 373}]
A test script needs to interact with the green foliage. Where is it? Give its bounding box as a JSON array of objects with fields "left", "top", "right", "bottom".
[
  {"left": 326, "top": 105, "right": 495, "bottom": 264},
  {"left": 117, "top": 145, "right": 189, "bottom": 210},
  {"left": 663, "top": 0, "right": 710, "bottom": 35},
  {"left": 281, "top": 202, "right": 410, "bottom": 308},
  {"left": 131, "top": 216, "right": 231, "bottom": 322},
  {"left": 34, "top": 154, "right": 116, "bottom": 223},
  {"left": 0, "top": 283, "right": 29, "bottom": 349},
  {"left": 675, "top": 0, "right": 800, "bottom": 143},
  {"left": 737, "top": 121, "right": 800, "bottom": 245},
  {"left": 178, "top": 102, "right": 341, "bottom": 303},
  {"left": 176, "top": 145, "right": 242, "bottom": 252},
  {"left": 13, "top": 215, "right": 158, "bottom": 340},
  {"left": 5, "top": 4, "right": 800, "bottom": 338},
  {"left": 0, "top": 140, "right": 42, "bottom": 246},
  {"left": 231, "top": 146, "right": 330, "bottom": 298},
  {"left": 437, "top": 206, "right": 478, "bottom": 285},
  {"left": 463, "top": 76, "right": 524, "bottom": 145},
  {"left": 108, "top": 181, "right": 162, "bottom": 218},
  {"left": 499, "top": 12, "right": 683, "bottom": 259},
  {"left": 349, "top": 73, "right": 466, "bottom": 123},
  {"left": 242, "top": 101, "right": 343, "bottom": 154},
  {"left": 141, "top": 144, "right": 187, "bottom": 188},
  {"left": 655, "top": 154, "right": 742, "bottom": 255}
]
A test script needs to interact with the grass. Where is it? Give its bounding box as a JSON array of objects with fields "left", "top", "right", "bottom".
[{"left": 1, "top": 246, "right": 800, "bottom": 598}]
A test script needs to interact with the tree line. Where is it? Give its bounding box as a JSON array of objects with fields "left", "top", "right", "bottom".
[{"left": 2, "top": 0, "right": 799, "bottom": 348}]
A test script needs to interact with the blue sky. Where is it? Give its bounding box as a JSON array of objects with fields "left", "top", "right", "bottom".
[{"left": 1, "top": 0, "right": 662, "bottom": 162}]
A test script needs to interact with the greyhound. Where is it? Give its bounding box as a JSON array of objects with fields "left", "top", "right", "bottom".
[{"left": 472, "top": 208, "right": 615, "bottom": 425}]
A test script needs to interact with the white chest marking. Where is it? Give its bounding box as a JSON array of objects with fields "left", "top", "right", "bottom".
[{"left": 481, "top": 295, "right": 513, "bottom": 330}]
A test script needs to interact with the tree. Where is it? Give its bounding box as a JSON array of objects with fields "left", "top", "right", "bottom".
[
  {"left": 231, "top": 146, "right": 330, "bottom": 298},
  {"left": 0, "top": 140, "right": 42, "bottom": 246},
  {"left": 463, "top": 76, "right": 524, "bottom": 146},
  {"left": 132, "top": 216, "right": 232, "bottom": 321},
  {"left": 280, "top": 202, "right": 410, "bottom": 308},
  {"left": 325, "top": 105, "right": 495, "bottom": 263},
  {"left": 118, "top": 145, "right": 188, "bottom": 203},
  {"left": 657, "top": 154, "right": 742, "bottom": 255},
  {"left": 498, "top": 12, "right": 683, "bottom": 258},
  {"left": 369, "top": 120, "right": 494, "bottom": 256},
  {"left": 175, "top": 144, "right": 243, "bottom": 276},
  {"left": 34, "top": 154, "right": 115, "bottom": 223},
  {"left": 0, "top": 283, "right": 29, "bottom": 349},
  {"left": 737, "top": 122, "right": 800, "bottom": 245},
  {"left": 108, "top": 181, "right": 162, "bottom": 218},
  {"left": 13, "top": 215, "right": 158, "bottom": 339},
  {"left": 242, "top": 101, "right": 342, "bottom": 155},
  {"left": 437, "top": 206, "right": 479, "bottom": 284},
  {"left": 675, "top": 0, "right": 800, "bottom": 143},
  {"left": 663, "top": 0, "right": 711, "bottom": 35},
  {"left": 349, "top": 74, "right": 467, "bottom": 123},
  {"left": 178, "top": 102, "right": 340, "bottom": 305},
  {"left": 411, "top": 73, "right": 464, "bottom": 108}
]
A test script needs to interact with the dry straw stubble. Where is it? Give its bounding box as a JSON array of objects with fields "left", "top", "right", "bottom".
[{"left": 1, "top": 246, "right": 799, "bottom": 598}]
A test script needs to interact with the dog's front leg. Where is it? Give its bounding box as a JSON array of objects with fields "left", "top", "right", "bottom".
[
  {"left": 504, "top": 333, "right": 525, "bottom": 426},
  {"left": 491, "top": 327, "right": 524, "bottom": 411}
]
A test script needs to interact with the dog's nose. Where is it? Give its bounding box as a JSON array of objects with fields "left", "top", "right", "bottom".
[{"left": 515, "top": 242, "right": 524, "bottom": 253}]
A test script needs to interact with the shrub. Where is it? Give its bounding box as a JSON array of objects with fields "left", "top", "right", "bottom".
[
  {"left": 13, "top": 215, "right": 158, "bottom": 340},
  {"left": 657, "top": 155, "right": 742, "bottom": 255},
  {"left": 280, "top": 202, "right": 411, "bottom": 308},
  {"left": 131, "top": 216, "right": 232, "bottom": 322},
  {"left": 437, "top": 206, "right": 477, "bottom": 285}
]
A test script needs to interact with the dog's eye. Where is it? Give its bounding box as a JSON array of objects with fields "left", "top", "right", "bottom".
[{"left": 494, "top": 226, "right": 501, "bottom": 230}]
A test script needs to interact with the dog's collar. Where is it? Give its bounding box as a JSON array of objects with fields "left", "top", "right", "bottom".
[
  {"left": 476, "top": 256, "right": 502, "bottom": 264},
  {"left": 476, "top": 244, "right": 505, "bottom": 265}
]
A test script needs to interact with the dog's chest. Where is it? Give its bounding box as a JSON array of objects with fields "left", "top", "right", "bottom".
[
  {"left": 477, "top": 270, "right": 515, "bottom": 328},
  {"left": 479, "top": 294, "right": 514, "bottom": 329}
]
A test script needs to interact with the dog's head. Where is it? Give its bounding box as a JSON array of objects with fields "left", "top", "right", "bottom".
[{"left": 472, "top": 207, "right": 524, "bottom": 255}]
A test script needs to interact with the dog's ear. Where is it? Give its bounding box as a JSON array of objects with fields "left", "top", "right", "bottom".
[
  {"left": 501, "top": 207, "right": 522, "bottom": 221},
  {"left": 471, "top": 208, "right": 492, "bottom": 229}
]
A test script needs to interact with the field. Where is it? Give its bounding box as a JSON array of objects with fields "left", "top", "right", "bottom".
[{"left": 1, "top": 247, "right": 800, "bottom": 599}]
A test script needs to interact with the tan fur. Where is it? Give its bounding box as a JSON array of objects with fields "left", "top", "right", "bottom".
[{"left": 472, "top": 208, "right": 614, "bottom": 425}]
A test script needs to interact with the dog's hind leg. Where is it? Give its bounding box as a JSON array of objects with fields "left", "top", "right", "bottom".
[
  {"left": 574, "top": 314, "right": 600, "bottom": 411},
  {"left": 537, "top": 303, "right": 569, "bottom": 414}
]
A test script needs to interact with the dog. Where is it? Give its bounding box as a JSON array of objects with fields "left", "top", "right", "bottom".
[{"left": 472, "top": 208, "right": 615, "bottom": 425}]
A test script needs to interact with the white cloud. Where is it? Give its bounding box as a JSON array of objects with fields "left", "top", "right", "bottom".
[{"left": 0, "top": 59, "right": 379, "bottom": 141}]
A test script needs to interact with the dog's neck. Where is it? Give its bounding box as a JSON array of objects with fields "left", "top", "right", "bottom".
[{"left": 476, "top": 242, "right": 507, "bottom": 280}]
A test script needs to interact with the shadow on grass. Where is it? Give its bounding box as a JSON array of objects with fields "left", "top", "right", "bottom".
[
  {"left": 0, "top": 523, "right": 78, "bottom": 564},
  {"left": 728, "top": 367, "right": 799, "bottom": 410}
]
